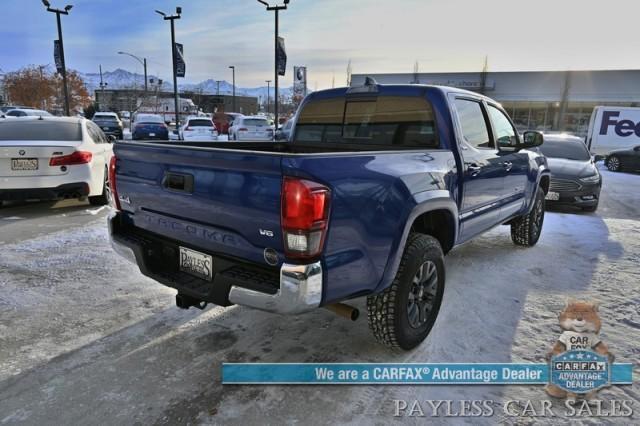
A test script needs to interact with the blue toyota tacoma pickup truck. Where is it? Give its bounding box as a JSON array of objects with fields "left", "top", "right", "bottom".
[{"left": 108, "top": 80, "right": 550, "bottom": 350}]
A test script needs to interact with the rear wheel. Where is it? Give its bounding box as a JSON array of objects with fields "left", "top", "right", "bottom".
[
  {"left": 511, "top": 186, "right": 545, "bottom": 246},
  {"left": 367, "top": 233, "right": 445, "bottom": 350},
  {"left": 89, "top": 168, "right": 110, "bottom": 206},
  {"left": 606, "top": 156, "right": 621, "bottom": 172}
]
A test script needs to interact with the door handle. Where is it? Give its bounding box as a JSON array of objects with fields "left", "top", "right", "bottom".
[
  {"left": 467, "top": 164, "right": 482, "bottom": 176},
  {"left": 162, "top": 172, "right": 194, "bottom": 193},
  {"left": 502, "top": 161, "right": 513, "bottom": 172}
]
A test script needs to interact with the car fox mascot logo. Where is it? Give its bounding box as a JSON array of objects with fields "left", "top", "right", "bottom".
[{"left": 545, "top": 300, "right": 614, "bottom": 400}]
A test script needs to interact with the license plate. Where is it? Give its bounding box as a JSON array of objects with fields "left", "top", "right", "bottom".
[
  {"left": 545, "top": 191, "right": 560, "bottom": 201},
  {"left": 179, "top": 247, "right": 213, "bottom": 281},
  {"left": 11, "top": 158, "right": 38, "bottom": 171},
  {"left": 149, "top": 133, "right": 156, "bottom": 137}
]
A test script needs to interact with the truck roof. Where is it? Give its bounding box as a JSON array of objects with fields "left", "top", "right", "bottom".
[{"left": 307, "top": 82, "right": 494, "bottom": 103}]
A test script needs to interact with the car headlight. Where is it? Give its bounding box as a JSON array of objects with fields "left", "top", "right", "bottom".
[{"left": 580, "top": 174, "right": 600, "bottom": 183}]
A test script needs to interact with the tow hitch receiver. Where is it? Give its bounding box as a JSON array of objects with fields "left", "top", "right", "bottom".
[{"left": 176, "top": 294, "right": 208, "bottom": 310}]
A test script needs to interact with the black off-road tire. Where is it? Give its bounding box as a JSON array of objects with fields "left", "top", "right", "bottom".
[
  {"left": 511, "top": 186, "right": 545, "bottom": 246},
  {"left": 89, "top": 168, "right": 110, "bottom": 206},
  {"left": 367, "top": 233, "right": 445, "bottom": 350}
]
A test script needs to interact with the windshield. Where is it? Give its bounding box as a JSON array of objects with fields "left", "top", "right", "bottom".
[
  {"left": 0, "top": 120, "right": 82, "bottom": 141},
  {"left": 539, "top": 139, "right": 591, "bottom": 161}
]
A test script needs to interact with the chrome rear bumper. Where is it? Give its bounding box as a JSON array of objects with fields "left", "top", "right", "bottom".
[
  {"left": 108, "top": 212, "right": 323, "bottom": 314},
  {"left": 228, "top": 262, "right": 323, "bottom": 314}
]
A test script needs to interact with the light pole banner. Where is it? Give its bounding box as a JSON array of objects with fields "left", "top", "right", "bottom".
[
  {"left": 175, "top": 43, "right": 185, "bottom": 78},
  {"left": 53, "top": 40, "right": 63, "bottom": 73},
  {"left": 222, "top": 362, "right": 633, "bottom": 385},
  {"left": 293, "top": 66, "right": 307, "bottom": 98},
  {"left": 276, "top": 37, "right": 287, "bottom": 76}
]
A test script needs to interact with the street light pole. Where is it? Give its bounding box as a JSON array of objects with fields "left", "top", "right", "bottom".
[
  {"left": 257, "top": 0, "right": 289, "bottom": 128},
  {"left": 117, "top": 51, "right": 148, "bottom": 93},
  {"left": 43, "top": 1, "right": 73, "bottom": 116},
  {"left": 156, "top": 7, "right": 182, "bottom": 131},
  {"left": 231, "top": 67, "right": 236, "bottom": 110},
  {"left": 99, "top": 64, "right": 108, "bottom": 111},
  {"left": 265, "top": 80, "right": 271, "bottom": 115}
]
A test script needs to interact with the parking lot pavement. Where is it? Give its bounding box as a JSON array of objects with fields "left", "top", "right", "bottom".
[{"left": 0, "top": 167, "right": 638, "bottom": 425}]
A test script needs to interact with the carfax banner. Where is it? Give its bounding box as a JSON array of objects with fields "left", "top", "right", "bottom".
[{"left": 222, "top": 361, "right": 633, "bottom": 385}]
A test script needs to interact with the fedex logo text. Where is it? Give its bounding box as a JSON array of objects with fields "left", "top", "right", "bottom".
[{"left": 599, "top": 111, "right": 640, "bottom": 137}]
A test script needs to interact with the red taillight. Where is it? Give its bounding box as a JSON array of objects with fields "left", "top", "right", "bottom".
[
  {"left": 49, "top": 151, "right": 92, "bottom": 166},
  {"left": 239, "top": 128, "right": 248, "bottom": 132},
  {"left": 281, "top": 177, "right": 331, "bottom": 259},
  {"left": 108, "top": 156, "right": 121, "bottom": 211}
]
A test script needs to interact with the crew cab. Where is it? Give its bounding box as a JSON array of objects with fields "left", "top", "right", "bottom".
[{"left": 108, "top": 81, "right": 550, "bottom": 349}]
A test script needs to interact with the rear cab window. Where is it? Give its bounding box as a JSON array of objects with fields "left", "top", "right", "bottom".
[
  {"left": 0, "top": 120, "right": 82, "bottom": 141},
  {"left": 187, "top": 119, "right": 214, "bottom": 127},
  {"left": 295, "top": 95, "right": 439, "bottom": 149},
  {"left": 243, "top": 119, "right": 269, "bottom": 126}
]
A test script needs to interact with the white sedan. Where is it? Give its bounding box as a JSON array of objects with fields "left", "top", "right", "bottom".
[
  {"left": 0, "top": 117, "right": 113, "bottom": 205},
  {"left": 228, "top": 116, "right": 274, "bottom": 141},
  {"left": 179, "top": 117, "right": 218, "bottom": 141}
]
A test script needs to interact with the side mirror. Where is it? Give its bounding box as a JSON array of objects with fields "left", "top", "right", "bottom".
[
  {"left": 107, "top": 135, "right": 116, "bottom": 143},
  {"left": 522, "top": 131, "right": 544, "bottom": 148}
]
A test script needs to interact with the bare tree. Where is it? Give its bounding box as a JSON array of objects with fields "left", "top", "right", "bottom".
[{"left": 479, "top": 55, "right": 489, "bottom": 95}]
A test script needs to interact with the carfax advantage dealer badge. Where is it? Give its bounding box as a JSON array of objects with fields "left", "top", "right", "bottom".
[{"left": 550, "top": 350, "right": 610, "bottom": 394}]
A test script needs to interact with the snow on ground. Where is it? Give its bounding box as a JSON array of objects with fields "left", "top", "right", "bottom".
[{"left": 0, "top": 166, "right": 638, "bottom": 425}]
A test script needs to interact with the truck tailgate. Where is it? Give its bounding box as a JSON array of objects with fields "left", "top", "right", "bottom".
[{"left": 114, "top": 143, "right": 284, "bottom": 266}]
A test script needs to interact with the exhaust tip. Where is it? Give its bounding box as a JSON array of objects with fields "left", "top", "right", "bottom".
[{"left": 325, "top": 303, "right": 359, "bottom": 321}]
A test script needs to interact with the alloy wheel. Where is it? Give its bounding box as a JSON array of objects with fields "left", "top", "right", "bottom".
[
  {"left": 531, "top": 197, "right": 544, "bottom": 239},
  {"left": 407, "top": 260, "right": 439, "bottom": 329}
]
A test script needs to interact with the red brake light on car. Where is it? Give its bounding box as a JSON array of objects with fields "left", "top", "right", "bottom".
[
  {"left": 49, "top": 151, "right": 92, "bottom": 166},
  {"left": 108, "top": 155, "right": 121, "bottom": 211},
  {"left": 281, "top": 177, "right": 331, "bottom": 259}
]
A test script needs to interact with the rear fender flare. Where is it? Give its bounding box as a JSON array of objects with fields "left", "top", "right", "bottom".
[{"left": 374, "top": 190, "right": 458, "bottom": 294}]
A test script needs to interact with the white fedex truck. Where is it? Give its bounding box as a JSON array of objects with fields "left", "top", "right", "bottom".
[{"left": 587, "top": 106, "right": 640, "bottom": 157}]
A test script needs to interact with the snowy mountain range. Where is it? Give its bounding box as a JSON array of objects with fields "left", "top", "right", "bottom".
[{"left": 80, "top": 68, "right": 293, "bottom": 101}]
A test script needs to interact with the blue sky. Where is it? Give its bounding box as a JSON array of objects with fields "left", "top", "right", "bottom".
[{"left": 2, "top": 0, "right": 640, "bottom": 89}]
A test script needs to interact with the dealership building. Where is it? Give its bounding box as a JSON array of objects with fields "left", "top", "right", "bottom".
[{"left": 351, "top": 70, "right": 640, "bottom": 136}]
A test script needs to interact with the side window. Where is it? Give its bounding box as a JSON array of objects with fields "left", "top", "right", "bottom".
[
  {"left": 87, "top": 122, "right": 105, "bottom": 144},
  {"left": 487, "top": 105, "right": 518, "bottom": 149},
  {"left": 454, "top": 98, "right": 492, "bottom": 149}
]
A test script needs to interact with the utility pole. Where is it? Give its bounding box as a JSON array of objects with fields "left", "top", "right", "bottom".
[
  {"left": 257, "top": 0, "right": 289, "bottom": 128},
  {"left": 99, "top": 65, "right": 108, "bottom": 111},
  {"left": 265, "top": 80, "right": 271, "bottom": 115},
  {"left": 229, "top": 66, "right": 236, "bottom": 111},
  {"left": 156, "top": 7, "right": 182, "bottom": 131},
  {"left": 43, "top": 0, "right": 72, "bottom": 116}
]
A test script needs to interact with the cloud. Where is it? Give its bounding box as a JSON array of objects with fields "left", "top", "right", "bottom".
[{"left": 1, "top": 0, "right": 639, "bottom": 90}]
